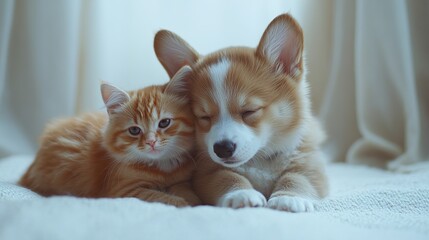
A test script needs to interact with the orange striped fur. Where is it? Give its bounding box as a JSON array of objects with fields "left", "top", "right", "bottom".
[{"left": 20, "top": 67, "right": 200, "bottom": 207}]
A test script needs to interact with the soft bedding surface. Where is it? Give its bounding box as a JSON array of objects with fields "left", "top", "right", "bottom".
[{"left": 0, "top": 155, "right": 428, "bottom": 240}]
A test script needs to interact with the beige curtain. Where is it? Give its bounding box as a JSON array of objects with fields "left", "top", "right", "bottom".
[
  {"left": 1, "top": 0, "right": 427, "bottom": 171},
  {"left": 319, "top": 0, "right": 429, "bottom": 171}
]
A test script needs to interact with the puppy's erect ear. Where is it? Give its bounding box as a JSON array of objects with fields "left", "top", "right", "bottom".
[
  {"left": 256, "top": 14, "right": 304, "bottom": 79},
  {"left": 100, "top": 82, "right": 130, "bottom": 115},
  {"left": 154, "top": 30, "right": 199, "bottom": 78},
  {"left": 164, "top": 65, "right": 193, "bottom": 99}
]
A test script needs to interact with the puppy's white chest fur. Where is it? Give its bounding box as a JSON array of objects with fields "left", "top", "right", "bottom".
[{"left": 234, "top": 153, "right": 292, "bottom": 197}]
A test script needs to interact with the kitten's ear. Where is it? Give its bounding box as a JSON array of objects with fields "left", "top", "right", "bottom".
[
  {"left": 100, "top": 82, "right": 130, "bottom": 114},
  {"left": 164, "top": 65, "right": 193, "bottom": 98},
  {"left": 154, "top": 30, "right": 199, "bottom": 78},
  {"left": 256, "top": 14, "right": 304, "bottom": 79}
]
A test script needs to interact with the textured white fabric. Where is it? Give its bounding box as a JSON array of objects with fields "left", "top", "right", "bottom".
[{"left": 1, "top": 155, "right": 428, "bottom": 239}]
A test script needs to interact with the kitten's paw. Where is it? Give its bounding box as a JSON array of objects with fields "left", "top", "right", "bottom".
[
  {"left": 218, "top": 189, "right": 267, "bottom": 208},
  {"left": 185, "top": 194, "right": 202, "bottom": 206},
  {"left": 267, "top": 196, "right": 314, "bottom": 212},
  {"left": 166, "top": 197, "right": 190, "bottom": 208}
]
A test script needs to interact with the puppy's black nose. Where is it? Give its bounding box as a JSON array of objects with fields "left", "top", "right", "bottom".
[{"left": 213, "top": 140, "right": 236, "bottom": 158}]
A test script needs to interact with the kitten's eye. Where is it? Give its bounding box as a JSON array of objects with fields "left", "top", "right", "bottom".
[
  {"left": 128, "top": 126, "right": 141, "bottom": 136},
  {"left": 158, "top": 118, "right": 171, "bottom": 128},
  {"left": 241, "top": 108, "right": 262, "bottom": 119}
]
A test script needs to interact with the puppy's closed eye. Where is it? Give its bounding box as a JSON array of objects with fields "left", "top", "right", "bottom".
[{"left": 241, "top": 108, "right": 263, "bottom": 122}]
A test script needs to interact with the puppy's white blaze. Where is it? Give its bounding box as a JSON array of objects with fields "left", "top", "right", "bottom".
[
  {"left": 208, "top": 58, "right": 230, "bottom": 116},
  {"left": 205, "top": 58, "right": 264, "bottom": 166},
  {"left": 206, "top": 58, "right": 230, "bottom": 160}
]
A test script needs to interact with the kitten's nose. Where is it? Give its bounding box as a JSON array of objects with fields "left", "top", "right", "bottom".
[
  {"left": 146, "top": 139, "right": 156, "bottom": 148},
  {"left": 146, "top": 134, "right": 156, "bottom": 148},
  {"left": 213, "top": 140, "right": 236, "bottom": 158},
  {"left": 146, "top": 133, "right": 157, "bottom": 148}
]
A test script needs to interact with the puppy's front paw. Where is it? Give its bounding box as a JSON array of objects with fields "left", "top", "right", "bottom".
[
  {"left": 218, "top": 189, "right": 267, "bottom": 208},
  {"left": 267, "top": 196, "right": 314, "bottom": 212}
]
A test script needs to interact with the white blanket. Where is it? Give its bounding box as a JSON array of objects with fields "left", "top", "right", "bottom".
[{"left": 1, "top": 155, "right": 428, "bottom": 240}]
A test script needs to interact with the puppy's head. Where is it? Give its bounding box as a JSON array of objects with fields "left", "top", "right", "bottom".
[{"left": 155, "top": 14, "right": 309, "bottom": 167}]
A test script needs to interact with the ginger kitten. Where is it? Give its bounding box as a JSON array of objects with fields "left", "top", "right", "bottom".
[{"left": 20, "top": 66, "right": 200, "bottom": 207}]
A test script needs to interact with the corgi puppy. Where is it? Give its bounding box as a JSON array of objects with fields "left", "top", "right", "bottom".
[{"left": 154, "top": 14, "right": 328, "bottom": 212}]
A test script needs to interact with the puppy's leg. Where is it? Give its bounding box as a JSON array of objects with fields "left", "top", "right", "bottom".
[
  {"left": 167, "top": 182, "right": 201, "bottom": 206},
  {"left": 194, "top": 169, "right": 266, "bottom": 208},
  {"left": 268, "top": 152, "right": 328, "bottom": 212}
]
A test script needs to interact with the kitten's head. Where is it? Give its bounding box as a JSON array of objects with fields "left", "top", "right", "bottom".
[{"left": 101, "top": 66, "right": 194, "bottom": 168}]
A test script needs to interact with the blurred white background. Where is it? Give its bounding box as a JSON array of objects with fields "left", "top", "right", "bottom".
[{"left": 0, "top": 0, "right": 428, "bottom": 171}]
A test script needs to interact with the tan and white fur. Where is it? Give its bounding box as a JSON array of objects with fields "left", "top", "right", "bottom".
[{"left": 154, "top": 14, "right": 328, "bottom": 212}]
